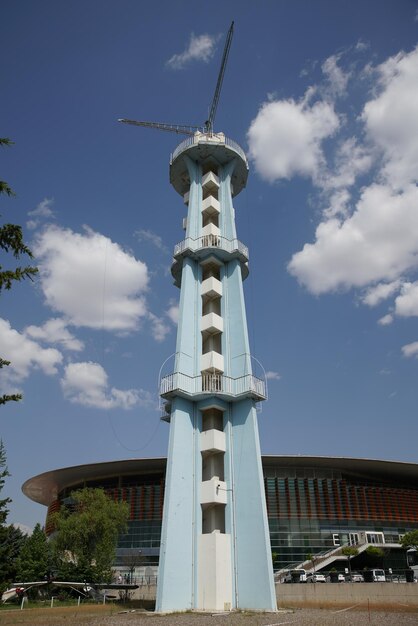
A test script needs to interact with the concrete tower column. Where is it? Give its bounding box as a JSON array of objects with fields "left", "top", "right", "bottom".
[{"left": 156, "top": 132, "right": 276, "bottom": 613}]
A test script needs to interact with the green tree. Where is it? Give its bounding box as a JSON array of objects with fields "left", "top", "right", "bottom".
[
  {"left": 0, "top": 440, "right": 13, "bottom": 590},
  {"left": 365, "top": 545, "right": 384, "bottom": 558},
  {"left": 0, "top": 138, "right": 15, "bottom": 197},
  {"left": 15, "top": 523, "right": 51, "bottom": 583},
  {"left": 306, "top": 552, "right": 317, "bottom": 573},
  {"left": 365, "top": 545, "right": 385, "bottom": 569},
  {"left": 1, "top": 137, "right": 38, "bottom": 405},
  {"left": 341, "top": 546, "right": 359, "bottom": 581},
  {"left": 50, "top": 488, "right": 129, "bottom": 584},
  {"left": 401, "top": 530, "right": 418, "bottom": 550},
  {"left": 1, "top": 525, "right": 27, "bottom": 586}
]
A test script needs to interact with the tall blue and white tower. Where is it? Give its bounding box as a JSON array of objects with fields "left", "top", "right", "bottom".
[
  {"left": 155, "top": 130, "right": 276, "bottom": 612},
  {"left": 120, "top": 22, "right": 276, "bottom": 613}
]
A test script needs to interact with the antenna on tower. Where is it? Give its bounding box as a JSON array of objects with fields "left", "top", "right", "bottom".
[
  {"left": 204, "top": 21, "right": 234, "bottom": 134},
  {"left": 118, "top": 21, "right": 234, "bottom": 137}
]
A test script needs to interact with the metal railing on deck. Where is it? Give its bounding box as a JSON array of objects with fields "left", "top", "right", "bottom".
[
  {"left": 170, "top": 133, "right": 248, "bottom": 166},
  {"left": 160, "top": 371, "right": 266, "bottom": 400},
  {"left": 174, "top": 235, "right": 248, "bottom": 259}
]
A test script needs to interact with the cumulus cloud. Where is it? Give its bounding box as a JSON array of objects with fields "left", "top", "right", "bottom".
[
  {"left": 378, "top": 314, "right": 393, "bottom": 326},
  {"left": 27, "top": 197, "right": 54, "bottom": 230},
  {"left": 247, "top": 42, "right": 418, "bottom": 378},
  {"left": 166, "top": 32, "right": 219, "bottom": 70},
  {"left": 0, "top": 318, "right": 62, "bottom": 384},
  {"left": 34, "top": 225, "right": 149, "bottom": 331},
  {"left": 61, "top": 361, "right": 153, "bottom": 410},
  {"left": 395, "top": 282, "right": 418, "bottom": 317},
  {"left": 166, "top": 301, "right": 179, "bottom": 325},
  {"left": 321, "top": 137, "right": 373, "bottom": 194},
  {"left": 362, "top": 46, "right": 418, "bottom": 189},
  {"left": 362, "top": 281, "right": 401, "bottom": 307},
  {"left": 148, "top": 312, "right": 171, "bottom": 342},
  {"left": 288, "top": 184, "right": 418, "bottom": 294},
  {"left": 248, "top": 97, "right": 339, "bottom": 182},
  {"left": 265, "top": 371, "right": 281, "bottom": 380},
  {"left": 402, "top": 341, "right": 418, "bottom": 358},
  {"left": 25, "top": 318, "right": 84, "bottom": 351},
  {"left": 249, "top": 44, "right": 418, "bottom": 337},
  {"left": 135, "top": 229, "right": 169, "bottom": 254},
  {"left": 321, "top": 54, "right": 351, "bottom": 98}
]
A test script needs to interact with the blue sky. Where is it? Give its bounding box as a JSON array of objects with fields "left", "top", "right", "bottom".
[{"left": 1, "top": 0, "right": 418, "bottom": 532}]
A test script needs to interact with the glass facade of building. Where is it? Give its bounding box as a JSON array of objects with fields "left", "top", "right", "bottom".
[
  {"left": 264, "top": 462, "right": 418, "bottom": 571},
  {"left": 41, "top": 457, "right": 418, "bottom": 573}
]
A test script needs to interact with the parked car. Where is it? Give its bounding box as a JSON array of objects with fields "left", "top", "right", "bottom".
[
  {"left": 307, "top": 573, "right": 326, "bottom": 583},
  {"left": 326, "top": 572, "right": 345, "bottom": 582},
  {"left": 283, "top": 569, "right": 307, "bottom": 583},
  {"left": 371, "top": 569, "right": 386, "bottom": 582},
  {"left": 349, "top": 572, "right": 364, "bottom": 583}
]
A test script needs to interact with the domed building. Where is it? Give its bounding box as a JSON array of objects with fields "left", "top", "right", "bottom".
[{"left": 23, "top": 454, "right": 418, "bottom": 576}]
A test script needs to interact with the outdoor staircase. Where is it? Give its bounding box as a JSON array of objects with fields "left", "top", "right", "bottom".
[{"left": 274, "top": 541, "right": 401, "bottom": 581}]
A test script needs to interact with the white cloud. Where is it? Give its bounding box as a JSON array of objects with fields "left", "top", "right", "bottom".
[
  {"left": 249, "top": 45, "right": 418, "bottom": 339},
  {"left": 321, "top": 137, "right": 373, "bottom": 194},
  {"left": 288, "top": 183, "right": 418, "bottom": 294},
  {"left": 34, "top": 225, "right": 149, "bottom": 331},
  {"left": 61, "top": 361, "right": 153, "bottom": 410},
  {"left": 395, "top": 282, "right": 418, "bottom": 317},
  {"left": 148, "top": 312, "right": 170, "bottom": 342},
  {"left": 378, "top": 313, "right": 393, "bottom": 326},
  {"left": 13, "top": 523, "right": 33, "bottom": 536},
  {"left": 27, "top": 197, "right": 54, "bottom": 230},
  {"left": 135, "top": 229, "right": 169, "bottom": 254},
  {"left": 355, "top": 40, "right": 369, "bottom": 53},
  {"left": 166, "top": 301, "right": 179, "bottom": 325},
  {"left": 0, "top": 318, "right": 62, "bottom": 384},
  {"left": 166, "top": 32, "right": 219, "bottom": 70},
  {"left": 363, "top": 46, "right": 418, "bottom": 189},
  {"left": 402, "top": 341, "right": 418, "bottom": 358},
  {"left": 265, "top": 371, "right": 281, "bottom": 380},
  {"left": 362, "top": 280, "right": 401, "bottom": 307},
  {"left": 29, "top": 197, "right": 54, "bottom": 218},
  {"left": 322, "top": 189, "right": 351, "bottom": 220},
  {"left": 321, "top": 54, "right": 351, "bottom": 98},
  {"left": 25, "top": 318, "right": 84, "bottom": 351},
  {"left": 247, "top": 96, "right": 339, "bottom": 182}
]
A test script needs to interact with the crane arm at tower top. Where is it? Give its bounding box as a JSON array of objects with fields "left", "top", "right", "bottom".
[
  {"left": 118, "top": 118, "right": 201, "bottom": 136},
  {"left": 204, "top": 20, "right": 234, "bottom": 133}
]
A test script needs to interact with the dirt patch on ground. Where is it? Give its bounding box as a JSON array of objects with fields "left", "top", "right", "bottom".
[{"left": 1, "top": 605, "right": 418, "bottom": 626}]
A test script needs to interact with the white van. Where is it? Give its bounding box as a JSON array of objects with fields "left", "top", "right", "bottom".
[
  {"left": 371, "top": 569, "right": 386, "bottom": 582},
  {"left": 283, "top": 569, "right": 307, "bottom": 583}
]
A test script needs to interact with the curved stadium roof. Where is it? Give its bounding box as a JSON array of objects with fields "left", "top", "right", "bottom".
[{"left": 23, "top": 455, "right": 418, "bottom": 507}]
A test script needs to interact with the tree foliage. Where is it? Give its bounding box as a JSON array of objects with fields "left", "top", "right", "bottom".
[
  {"left": 50, "top": 488, "right": 129, "bottom": 583},
  {"left": 0, "top": 440, "right": 10, "bottom": 523},
  {"left": 341, "top": 546, "right": 359, "bottom": 558},
  {"left": 0, "top": 440, "right": 25, "bottom": 590},
  {"left": 1, "top": 525, "right": 27, "bottom": 586},
  {"left": 401, "top": 530, "right": 418, "bottom": 550},
  {"left": 365, "top": 545, "right": 384, "bottom": 558},
  {"left": 14, "top": 523, "right": 51, "bottom": 583},
  {"left": 1, "top": 137, "right": 38, "bottom": 405},
  {"left": 0, "top": 138, "right": 15, "bottom": 197},
  {"left": 341, "top": 545, "right": 359, "bottom": 580}
]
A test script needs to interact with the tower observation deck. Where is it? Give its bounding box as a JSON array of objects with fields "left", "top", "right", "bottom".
[{"left": 156, "top": 131, "right": 277, "bottom": 612}]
